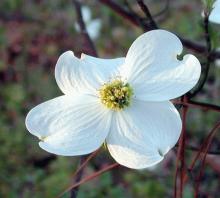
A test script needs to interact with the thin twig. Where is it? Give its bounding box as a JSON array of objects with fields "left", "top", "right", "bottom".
[
  {"left": 153, "top": 0, "right": 170, "bottom": 18},
  {"left": 180, "top": 96, "right": 188, "bottom": 198},
  {"left": 98, "top": 0, "right": 220, "bottom": 60},
  {"left": 194, "top": 121, "right": 220, "bottom": 197},
  {"left": 173, "top": 100, "right": 220, "bottom": 113},
  {"left": 123, "top": 0, "right": 149, "bottom": 30},
  {"left": 70, "top": 150, "right": 100, "bottom": 179},
  {"left": 73, "top": 0, "right": 98, "bottom": 56},
  {"left": 136, "top": 0, "right": 158, "bottom": 29},
  {"left": 69, "top": 150, "right": 99, "bottom": 198},
  {"left": 187, "top": 8, "right": 212, "bottom": 98},
  {"left": 70, "top": 156, "right": 87, "bottom": 198},
  {"left": 57, "top": 163, "right": 119, "bottom": 198},
  {"left": 182, "top": 121, "right": 220, "bottom": 188},
  {"left": 178, "top": 144, "right": 220, "bottom": 155},
  {"left": 152, "top": 0, "right": 170, "bottom": 23},
  {"left": 174, "top": 96, "right": 188, "bottom": 198}
]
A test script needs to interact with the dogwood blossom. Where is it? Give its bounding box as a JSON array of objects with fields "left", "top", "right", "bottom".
[
  {"left": 209, "top": 0, "right": 220, "bottom": 24},
  {"left": 25, "top": 30, "right": 201, "bottom": 169}
]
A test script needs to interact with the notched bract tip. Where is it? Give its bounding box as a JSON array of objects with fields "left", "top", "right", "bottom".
[{"left": 38, "top": 135, "right": 47, "bottom": 142}]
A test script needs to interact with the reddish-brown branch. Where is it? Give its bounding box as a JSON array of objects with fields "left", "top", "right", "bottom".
[
  {"left": 136, "top": 0, "right": 158, "bottom": 29},
  {"left": 173, "top": 100, "right": 220, "bottom": 113},
  {"left": 57, "top": 163, "right": 120, "bottom": 198},
  {"left": 182, "top": 120, "right": 220, "bottom": 190},
  {"left": 178, "top": 144, "right": 220, "bottom": 155},
  {"left": 153, "top": 0, "right": 170, "bottom": 19},
  {"left": 70, "top": 150, "right": 99, "bottom": 198},
  {"left": 70, "top": 150, "right": 99, "bottom": 179},
  {"left": 180, "top": 97, "right": 188, "bottom": 197},
  {"left": 187, "top": 9, "right": 212, "bottom": 98},
  {"left": 73, "top": 0, "right": 98, "bottom": 56},
  {"left": 99, "top": 0, "right": 220, "bottom": 59},
  {"left": 194, "top": 121, "right": 220, "bottom": 197},
  {"left": 70, "top": 156, "right": 87, "bottom": 198},
  {"left": 189, "top": 125, "right": 218, "bottom": 171},
  {"left": 99, "top": 0, "right": 140, "bottom": 26},
  {"left": 174, "top": 96, "right": 188, "bottom": 198}
]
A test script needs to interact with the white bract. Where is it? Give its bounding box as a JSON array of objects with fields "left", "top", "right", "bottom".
[
  {"left": 25, "top": 30, "right": 201, "bottom": 169},
  {"left": 209, "top": 0, "right": 220, "bottom": 24},
  {"left": 74, "top": 6, "right": 102, "bottom": 39}
]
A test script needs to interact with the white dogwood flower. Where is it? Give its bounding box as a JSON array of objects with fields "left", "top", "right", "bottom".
[
  {"left": 25, "top": 30, "right": 201, "bottom": 169},
  {"left": 209, "top": 0, "right": 220, "bottom": 24}
]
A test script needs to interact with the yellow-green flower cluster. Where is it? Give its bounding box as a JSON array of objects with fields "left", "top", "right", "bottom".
[{"left": 99, "top": 79, "right": 133, "bottom": 110}]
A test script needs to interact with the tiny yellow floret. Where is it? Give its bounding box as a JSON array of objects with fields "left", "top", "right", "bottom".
[{"left": 99, "top": 79, "right": 133, "bottom": 110}]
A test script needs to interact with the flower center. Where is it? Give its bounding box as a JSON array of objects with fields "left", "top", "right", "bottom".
[{"left": 99, "top": 79, "right": 133, "bottom": 111}]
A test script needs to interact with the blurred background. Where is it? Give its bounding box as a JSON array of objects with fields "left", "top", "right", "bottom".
[{"left": 0, "top": 0, "right": 220, "bottom": 197}]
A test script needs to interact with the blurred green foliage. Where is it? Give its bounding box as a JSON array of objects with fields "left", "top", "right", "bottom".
[{"left": 0, "top": 0, "right": 220, "bottom": 197}]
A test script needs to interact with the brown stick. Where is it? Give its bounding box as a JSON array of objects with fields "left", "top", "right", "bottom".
[
  {"left": 57, "top": 163, "right": 120, "bottom": 198},
  {"left": 73, "top": 0, "right": 98, "bottom": 56},
  {"left": 173, "top": 100, "right": 220, "bottom": 113},
  {"left": 182, "top": 121, "right": 220, "bottom": 190},
  {"left": 174, "top": 96, "right": 188, "bottom": 198},
  {"left": 194, "top": 121, "right": 220, "bottom": 197}
]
